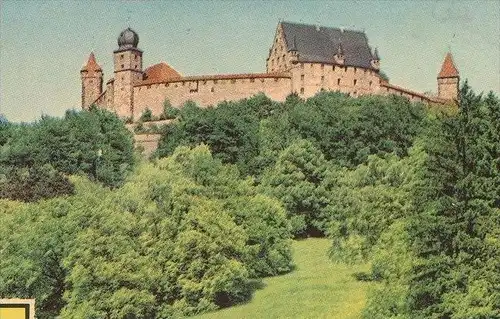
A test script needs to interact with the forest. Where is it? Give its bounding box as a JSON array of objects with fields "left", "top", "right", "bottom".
[{"left": 0, "top": 82, "right": 498, "bottom": 319}]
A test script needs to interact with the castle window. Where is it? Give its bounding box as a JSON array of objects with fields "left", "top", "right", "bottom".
[
  {"left": 165, "top": 83, "right": 168, "bottom": 87},
  {"left": 321, "top": 76, "right": 325, "bottom": 82},
  {"left": 354, "top": 79, "right": 357, "bottom": 86},
  {"left": 274, "top": 78, "right": 279, "bottom": 82},
  {"left": 135, "top": 64, "right": 137, "bottom": 69},
  {"left": 120, "top": 54, "right": 124, "bottom": 59},
  {"left": 211, "top": 87, "right": 214, "bottom": 92},
  {"left": 203, "top": 80, "right": 207, "bottom": 85},
  {"left": 121, "top": 64, "right": 124, "bottom": 68},
  {"left": 369, "top": 81, "right": 372, "bottom": 87},
  {"left": 250, "top": 78, "right": 255, "bottom": 83},
  {"left": 333, "top": 66, "right": 335, "bottom": 71},
  {"left": 344, "top": 66, "right": 347, "bottom": 72},
  {"left": 301, "top": 74, "right": 304, "bottom": 81},
  {"left": 135, "top": 55, "right": 138, "bottom": 61},
  {"left": 260, "top": 78, "right": 265, "bottom": 83},
  {"left": 147, "top": 85, "right": 151, "bottom": 89},
  {"left": 337, "top": 78, "right": 341, "bottom": 86},
  {"left": 300, "top": 87, "right": 304, "bottom": 94},
  {"left": 354, "top": 68, "right": 357, "bottom": 73}
]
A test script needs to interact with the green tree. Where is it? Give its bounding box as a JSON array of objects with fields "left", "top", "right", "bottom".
[
  {"left": 407, "top": 82, "right": 500, "bottom": 318},
  {"left": 259, "top": 139, "right": 330, "bottom": 236}
]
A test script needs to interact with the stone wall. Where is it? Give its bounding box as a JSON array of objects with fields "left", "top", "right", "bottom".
[
  {"left": 132, "top": 74, "right": 292, "bottom": 120},
  {"left": 438, "top": 77, "right": 459, "bottom": 101},
  {"left": 290, "top": 62, "right": 381, "bottom": 98},
  {"left": 380, "top": 82, "right": 432, "bottom": 103},
  {"left": 134, "top": 133, "right": 162, "bottom": 157}
]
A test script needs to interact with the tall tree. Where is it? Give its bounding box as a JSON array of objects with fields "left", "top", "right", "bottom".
[{"left": 407, "top": 82, "right": 500, "bottom": 318}]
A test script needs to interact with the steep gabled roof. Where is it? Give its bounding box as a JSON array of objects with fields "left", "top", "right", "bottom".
[
  {"left": 81, "top": 52, "right": 102, "bottom": 73},
  {"left": 280, "top": 22, "right": 376, "bottom": 69},
  {"left": 438, "top": 52, "right": 459, "bottom": 78}
]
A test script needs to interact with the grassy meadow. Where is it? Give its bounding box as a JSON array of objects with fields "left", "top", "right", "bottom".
[{"left": 193, "top": 238, "right": 374, "bottom": 319}]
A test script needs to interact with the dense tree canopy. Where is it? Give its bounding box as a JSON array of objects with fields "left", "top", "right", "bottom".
[
  {"left": 0, "top": 107, "right": 135, "bottom": 199},
  {"left": 1, "top": 85, "right": 498, "bottom": 319}
]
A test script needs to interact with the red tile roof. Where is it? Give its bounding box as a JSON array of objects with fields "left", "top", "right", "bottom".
[
  {"left": 81, "top": 52, "right": 102, "bottom": 73},
  {"left": 438, "top": 52, "right": 459, "bottom": 78},
  {"left": 142, "top": 62, "right": 182, "bottom": 84}
]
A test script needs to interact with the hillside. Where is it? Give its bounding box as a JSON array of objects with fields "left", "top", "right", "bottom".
[{"left": 193, "top": 238, "right": 374, "bottom": 319}]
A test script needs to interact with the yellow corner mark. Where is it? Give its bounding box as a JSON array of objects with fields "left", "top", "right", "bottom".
[{"left": 0, "top": 307, "right": 26, "bottom": 319}]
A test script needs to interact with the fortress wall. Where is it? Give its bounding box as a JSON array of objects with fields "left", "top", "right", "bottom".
[
  {"left": 133, "top": 75, "right": 292, "bottom": 120},
  {"left": 380, "top": 83, "right": 430, "bottom": 103},
  {"left": 289, "top": 62, "right": 381, "bottom": 98}
]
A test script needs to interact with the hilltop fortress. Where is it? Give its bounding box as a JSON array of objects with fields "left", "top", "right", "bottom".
[{"left": 81, "top": 22, "right": 460, "bottom": 120}]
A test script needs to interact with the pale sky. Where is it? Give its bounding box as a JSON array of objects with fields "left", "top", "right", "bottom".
[{"left": 1, "top": 0, "right": 499, "bottom": 122}]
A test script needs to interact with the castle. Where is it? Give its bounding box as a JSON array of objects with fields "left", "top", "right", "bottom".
[{"left": 81, "top": 22, "right": 460, "bottom": 120}]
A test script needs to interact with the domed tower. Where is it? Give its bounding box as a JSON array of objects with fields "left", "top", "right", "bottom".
[
  {"left": 437, "top": 52, "right": 460, "bottom": 101},
  {"left": 113, "top": 27, "right": 143, "bottom": 119},
  {"left": 80, "top": 52, "right": 103, "bottom": 109}
]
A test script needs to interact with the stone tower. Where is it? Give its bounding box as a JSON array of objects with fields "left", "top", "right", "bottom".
[
  {"left": 80, "top": 52, "right": 103, "bottom": 109},
  {"left": 113, "top": 27, "right": 143, "bottom": 119},
  {"left": 437, "top": 52, "right": 460, "bottom": 101}
]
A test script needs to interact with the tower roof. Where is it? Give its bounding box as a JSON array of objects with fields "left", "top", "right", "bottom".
[
  {"left": 81, "top": 52, "right": 102, "bottom": 73},
  {"left": 142, "top": 62, "right": 182, "bottom": 84},
  {"left": 117, "top": 27, "right": 139, "bottom": 50},
  {"left": 438, "top": 52, "right": 459, "bottom": 78}
]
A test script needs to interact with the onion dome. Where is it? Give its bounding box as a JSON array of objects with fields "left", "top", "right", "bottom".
[
  {"left": 117, "top": 27, "right": 139, "bottom": 49},
  {"left": 81, "top": 52, "right": 102, "bottom": 73},
  {"left": 438, "top": 52, "right": 459, "bottom": 78}
]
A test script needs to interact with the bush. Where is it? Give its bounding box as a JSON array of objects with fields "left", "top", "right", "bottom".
[{"left": 140, "top": 108, "right": 153, "bottom": 122}]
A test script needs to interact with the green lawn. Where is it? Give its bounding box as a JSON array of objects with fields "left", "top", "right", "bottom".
[{"left": 192, "top": 238, "right": 374, "bottom": 319}]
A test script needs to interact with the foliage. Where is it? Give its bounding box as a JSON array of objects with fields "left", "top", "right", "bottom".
[
  {"left": 405, "top": 83, "right": 500, "bottom": 318},
  {"left": 0, "top": 164, "right": 74, "bottom": 202},
  {"left": 0, "top": 107, "right": 135, "bottom": 188},
  {"left": 0, "top": 146, "right": 293, "bottom": 318},
  {"left": 161, "top": 99, "right": 180, "bottom": 120},
  {"left": 259, "top": 139, "right": 331, "bottom": 236},
  {"left": 327, "top": 146, "right": 426, "bottom": 263},
  {"left": 140, "top": 107, "right": 154, "bottom": 122}
]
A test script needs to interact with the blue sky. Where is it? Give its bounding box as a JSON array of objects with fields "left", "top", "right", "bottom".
[{"left": 1, "top": 0, "right": 499, "bottom": 122}]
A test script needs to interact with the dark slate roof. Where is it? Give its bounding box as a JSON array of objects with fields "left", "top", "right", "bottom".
[{"left": 281, "top": 22, "right": 376, "bottom": 69}]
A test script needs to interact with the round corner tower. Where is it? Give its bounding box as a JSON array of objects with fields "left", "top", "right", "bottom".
[{"left": 113, "top": 27, "right": 143, "bottom": 119}]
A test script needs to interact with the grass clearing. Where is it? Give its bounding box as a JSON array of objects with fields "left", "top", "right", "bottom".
[{"left": 192, "top": 238, "right": 375, "bottom": 319}]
